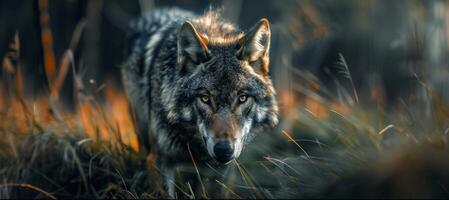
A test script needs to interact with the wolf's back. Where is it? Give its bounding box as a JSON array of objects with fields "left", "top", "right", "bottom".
[
  {"left": 122, "top": 8, "right": 195, "bottom": 151},
  {"left": 125, "top": 8, "right": 194, "bottom": 67}
]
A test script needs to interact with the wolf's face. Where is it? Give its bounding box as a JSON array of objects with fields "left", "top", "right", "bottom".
[{"left": 174, "top": 19, "right": 279, "bottom": 163}]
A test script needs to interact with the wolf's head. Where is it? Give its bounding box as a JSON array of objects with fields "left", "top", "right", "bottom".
[{"left": 173, "top": 15, "right": 278, "bottom": 164}]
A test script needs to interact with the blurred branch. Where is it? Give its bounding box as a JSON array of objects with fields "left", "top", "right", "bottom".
[
  {"left": 51, "top": 21, "right": 85, "bottom": 101},
  {"left": 37, "top": 0, "right": 57, "bottom": 87}
]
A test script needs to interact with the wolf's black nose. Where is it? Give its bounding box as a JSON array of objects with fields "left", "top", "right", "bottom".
[{"left": 214, "top": 140, "right": 234, "bottom": 163}]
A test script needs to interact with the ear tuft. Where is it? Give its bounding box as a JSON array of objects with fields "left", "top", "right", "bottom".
[
  {"left": 237, "top": 18, "right": 271, "bottom": 75},
  {"left": 177, "top": 21, "right": 210, "bottom": 66}
]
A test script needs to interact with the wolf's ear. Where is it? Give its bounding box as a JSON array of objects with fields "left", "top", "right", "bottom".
[
  {"left": 237, "top": 18, "right": 271, "bottom": 75},
  {"left": 177, "top": 21, "right": 210, "bottom": 66}
]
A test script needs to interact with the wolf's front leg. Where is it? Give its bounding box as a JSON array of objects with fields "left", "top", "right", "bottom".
[
  {"left": 160, "top": 162, "right": 176, "bottom": 198},
  {"left": 161, "top": 166, "right": 176, "bottom": 198}
]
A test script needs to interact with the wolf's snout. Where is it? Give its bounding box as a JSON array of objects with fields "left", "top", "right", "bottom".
[{"left": 213, "top": 140, "right": 234, "bottom": 163}]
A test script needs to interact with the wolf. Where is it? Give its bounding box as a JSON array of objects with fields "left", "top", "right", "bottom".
[{"left": 122, "top": 8, "right": 279, "bottom": 196}]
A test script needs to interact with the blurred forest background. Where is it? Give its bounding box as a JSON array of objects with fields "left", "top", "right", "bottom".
[{"left": 2, "top": 0, "right": 449, "bottom": 198}]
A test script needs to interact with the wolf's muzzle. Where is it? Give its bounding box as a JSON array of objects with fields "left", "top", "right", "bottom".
[{"left": 213, "top": 140, "right": 234, "bottom": 163}]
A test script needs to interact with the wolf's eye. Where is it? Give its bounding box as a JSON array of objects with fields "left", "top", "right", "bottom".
[
  {"left": 238, "top": 95, "right": 248, "bottom": 104},
  {"left": 200, "top": 95, "right": 210, "bottom": 104}
]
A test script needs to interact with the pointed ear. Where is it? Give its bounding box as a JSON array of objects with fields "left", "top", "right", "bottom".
[
  {"left": 177, "top": 21, "right": 210, "bottom": 66},
  {"left": 237, "top": 18, "right": 271, "bottom": 75}
]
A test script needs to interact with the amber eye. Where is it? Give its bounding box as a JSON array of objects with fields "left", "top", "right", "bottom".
[
  {"left": 238, "top": 95, "right": 248, "bottom": 103},
  {"left": 200, "top": 95, "right": 210, "bottom": 103}
]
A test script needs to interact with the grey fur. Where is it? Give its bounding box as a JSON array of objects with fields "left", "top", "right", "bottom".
[{"left": 122, "top": 8, "right": 278, "bottom": 196}]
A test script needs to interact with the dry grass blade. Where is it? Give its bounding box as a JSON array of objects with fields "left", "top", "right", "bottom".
[
  {"left": 378, "top": 124, "right": 395, "bottom": 136},
  {"left": 0, "top": 183, "right": 56, "bottom": 200},
  {"left": 13, "top": 92, "right": 44, "bottom": 132},
  {"left": 65, "top": 143, "right": 89, "bottom": 192},
  {"left": 186, "top": 182, "right": 196, "bottom": 199},
  {"left": 170, "top": 180, "right": 193, "bottom": 199},
  {"left": 50, "top": 50, "right": 73, "bottom": 100},
  {"left": 336, "top": 53, "right": 359, "bottom": 104},
  {"left": 265, "top": 156, "right": 300, "bottom": 176},
  {"left": 281, "top": 130, "right": 311, "bottom": 159},
  {"left": 6, "top": 132, "right": 18, "bottom": 159},
  {"left": 215, "top": 180, "right": 242, "bottom": 199},
  {"left": 233, "top": 160, "right": 264, "bottom": 198},
  {"left": 187, "top": 144, "right": 207, "bottom": 198}
]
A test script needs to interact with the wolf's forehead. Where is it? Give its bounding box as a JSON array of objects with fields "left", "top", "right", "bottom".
[
  {"left": 204, "top": 68, "right": 248, "bottom": 89},
  {"left": 190, "top": 63, "right": 249, "bottom": 93},
  {"left": 208, "top": 44, "right": 240, "bottom": 61},
  {"left": 188, "top": 50, "right": 262, "bottom": 92}
]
